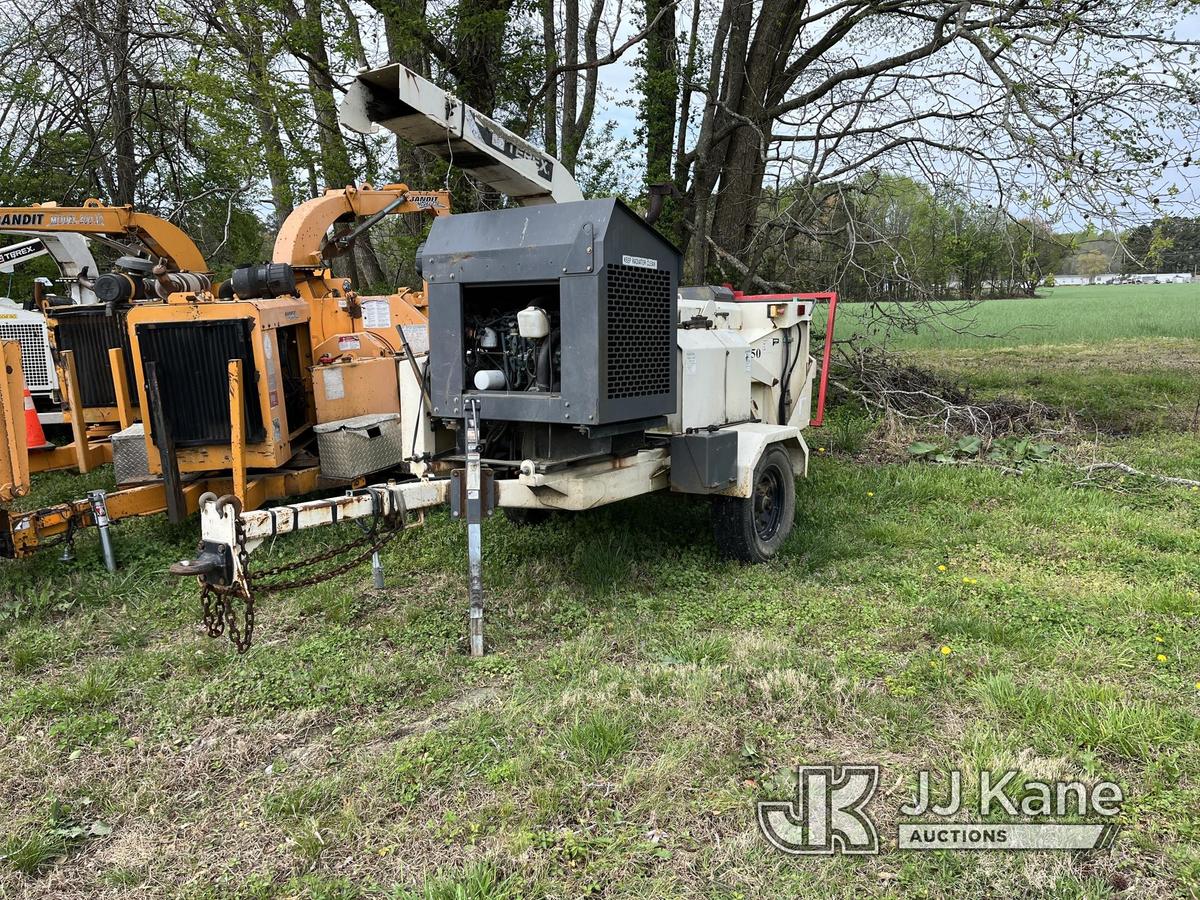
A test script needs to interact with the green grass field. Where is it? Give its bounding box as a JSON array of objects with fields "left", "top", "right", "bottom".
[
  {"left": 837, "top": 283, "right": 1200, "bottom": 350},
  {"left": 2, "top": 284, "right": 1199, "bottom": 898}
]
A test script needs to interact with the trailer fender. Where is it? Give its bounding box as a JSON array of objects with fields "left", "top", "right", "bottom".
[{"left": 715, "top": 423, "right": 808, "bottom": 499}]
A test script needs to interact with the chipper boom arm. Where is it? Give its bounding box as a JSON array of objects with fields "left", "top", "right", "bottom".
[
  {"left": 0, "top": 201, "right": 208, "bottom": 272},
  {"left": 341, "top": 64, "right": 583, "bottom": 206}
]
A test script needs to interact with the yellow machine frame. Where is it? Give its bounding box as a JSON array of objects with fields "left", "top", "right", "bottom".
[
  {"left": 0, "top": 200, "right": 210, "bottom": 478},
  {"left": 0, "top": 341, "right": 29, "bottom": 503},
  {"left": 1, "top": 185, "right": 448, "bottom": 557}
]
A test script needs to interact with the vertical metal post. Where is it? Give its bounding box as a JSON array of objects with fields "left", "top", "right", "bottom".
[
  {"left": 108, "top": 347, "right": 135, "bottom": 430},
  {"left": 60, "top": 350, "right": 93, "bottom": 473},
  {"left": 465, "top": 399, "right": 485, "bottom": 657},
  {"left": 88, "top": 489, "right": 117, "bottom": 572},
  {"left": 145, "top": 361, "right": 186, "bottom": 524},
  {"left": 227, "top": 359, "right": 247, "bottom": 508},
  {"left": 371, "top": 551, "right": 385, "bottom": 589},
  {"left": 0, "top": 342, "right": 29, "bottom": 503}
]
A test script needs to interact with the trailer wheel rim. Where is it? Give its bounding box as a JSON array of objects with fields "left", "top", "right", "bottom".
[{"left": 753, "top": 466, "right": 784, "bottom": 541}]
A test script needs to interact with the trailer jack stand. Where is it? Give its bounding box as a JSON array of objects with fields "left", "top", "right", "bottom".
[
  {"left": 88, "top": 490, "right": 117, "bottom": 573},
  {"left": 465, "top": 399, "right": 485, "bottom": 657},
  {"left": 371, "top": 551, "right": 385, "bottom": 589}
]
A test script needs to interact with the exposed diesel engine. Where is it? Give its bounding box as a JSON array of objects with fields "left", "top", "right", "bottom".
[{"left": 464, "top": 302, "right": 560, "bottom": 395}]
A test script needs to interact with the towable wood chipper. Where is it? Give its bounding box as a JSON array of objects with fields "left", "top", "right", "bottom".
[
  {"left": 0, "top": 186, "right": 447, "bottom": 563},
  {"left": 171, "top": 62, "right": 837, "bottom": 655}
]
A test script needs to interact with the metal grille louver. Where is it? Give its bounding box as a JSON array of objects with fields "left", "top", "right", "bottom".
[
  {"left": 0, "top": 321, "right": 53, "bottom": 392},
  {"left": 51, "top": 307, "right": 138, "bottom": 408},
  {"left": 136, "top": 319, "right": 266, "bottom": 447},
  {"left": 605, "top": 263, "right": 672, "bottom": 400}
]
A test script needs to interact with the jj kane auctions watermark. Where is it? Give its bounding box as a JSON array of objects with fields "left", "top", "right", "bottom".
[{"left": 757, "top": 765, "right": 1123, "bottom": 855}]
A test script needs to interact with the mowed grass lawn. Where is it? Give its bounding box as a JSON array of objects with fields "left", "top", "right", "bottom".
[
  {"left": 837, "top": 283, "right": 1200, "bottom": 349},
  {"left": 1, "top": 285, "right": 1199, "bottom": 898},
  {"left": 837, "top": 284, "right": 1200, "bottom": 436}
]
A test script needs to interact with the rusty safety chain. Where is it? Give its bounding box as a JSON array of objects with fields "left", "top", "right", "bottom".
[{"left": 199, "top": 497, "right": 407, "bottom": 653}]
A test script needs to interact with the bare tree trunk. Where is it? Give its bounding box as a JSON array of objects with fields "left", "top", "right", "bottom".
[
  {"left": 682, "top": 0, "right": 733, "bottom": 281},
  {"left": 642, "top": 0, "right": 678, "bottom": 186},
  {"left": 243, "top": 33, "right": 294, "bottom": 225},
  {"left": 542, "top": 0, "right": 558, "bottom": 157},
  {"left": 707, "top": 0, "right": 801, "bottom": 284},
  {"left": 558, "top": 0, "right": 603, "bottom": 173},
  {"left": 369, "top": 0, "right": 434, "bottom": 185},
  {"left": 450, "top": 0, "right": 512, "bottom": 114},
  {"left": 285, "top": 0, "right": 389, "bottom": 286},
  {"left": 112, "top": 0, "right": 136, "bottom": 205}
]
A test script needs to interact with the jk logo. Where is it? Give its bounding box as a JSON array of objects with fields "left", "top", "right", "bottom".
[{"left": 757, "top": 764, "right": 880, "bottom": 855}]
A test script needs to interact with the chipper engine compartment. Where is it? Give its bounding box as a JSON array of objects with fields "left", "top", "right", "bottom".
[{"left": 425, "top": 198, "right": 678, "bottom": 469}]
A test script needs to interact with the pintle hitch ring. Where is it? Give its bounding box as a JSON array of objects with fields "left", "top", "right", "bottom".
[{"left": 169, "top": 541, "right": 234, "bottom": 584}]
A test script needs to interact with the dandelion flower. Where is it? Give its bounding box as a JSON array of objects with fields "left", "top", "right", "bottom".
[
  {"left": 1157, "top": 654, "right": 1168, "bottom": 663},
  {"left": 937, "top": 564, "right": 947, "bottom": 572},
  {"left": 940, "top": 645, "right": 952, "bottom": 656},
  {"left": 867, "top": 491, "right": 875, "bottom": 497},
  {"left": 1195, "top": 681, "right": 1200, "bottom": 691},
  {"left": 818, "top": 447, "right": 826, "bottom": 454},
  {"left": 1155, "top": 635, "right": 1164, "bottom": 644}
]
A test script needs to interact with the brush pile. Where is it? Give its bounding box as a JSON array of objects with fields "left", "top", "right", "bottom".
[{"left": 830, "top": 347, "right": 1063, "bottom": 439}]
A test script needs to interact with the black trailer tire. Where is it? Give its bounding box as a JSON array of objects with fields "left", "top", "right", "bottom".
[
  {"left": 711, "top": 445, "right": 796, "bottom": 563},
  {"left": 503, "top": 507, "right": 554, "bottom": 527}
]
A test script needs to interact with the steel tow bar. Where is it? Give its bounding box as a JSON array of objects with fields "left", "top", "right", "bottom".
[{"left": 171, "top": 479, "right": 450, "bottom": 650}]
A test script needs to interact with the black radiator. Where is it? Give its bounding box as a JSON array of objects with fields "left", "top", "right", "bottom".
[
  {"left": 50, "top": 306, "right": 139, "bottom": 409},
  {"left": 136, "top": 319, "right": 266, "bottom": 447}
]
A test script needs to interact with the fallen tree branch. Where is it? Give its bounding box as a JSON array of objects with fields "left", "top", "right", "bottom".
[
  {"left": 703, "top": 236, "right": 790, "bottom": 292},
  {"left": 1074, "top": 462, "right": 1200, "bottom": 489},
  {"left": 932, "top": 458, "right": 1026, "bottom": 476}
]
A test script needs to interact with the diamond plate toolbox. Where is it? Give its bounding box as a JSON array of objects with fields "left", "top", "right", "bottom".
[{"left": 313, "top": 413, "right": 407, "bottom": 480}]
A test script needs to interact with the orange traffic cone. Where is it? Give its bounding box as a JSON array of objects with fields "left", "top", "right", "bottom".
[{"left": 22, "top": 387, "right": 49, "bottom": 449}]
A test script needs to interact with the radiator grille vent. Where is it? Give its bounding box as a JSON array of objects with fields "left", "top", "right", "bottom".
[
  {"left": 606, "top": 264, "right": 672, "bottom": 400},
  {"left": 137, "top": 319, "right": 265, "bottom": 447},
  {"left": 0, "top": 321, "right": 52, "bottom": 392},
  {"left": 51, "top": 307, "right": 138, "bottom": 408}
]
